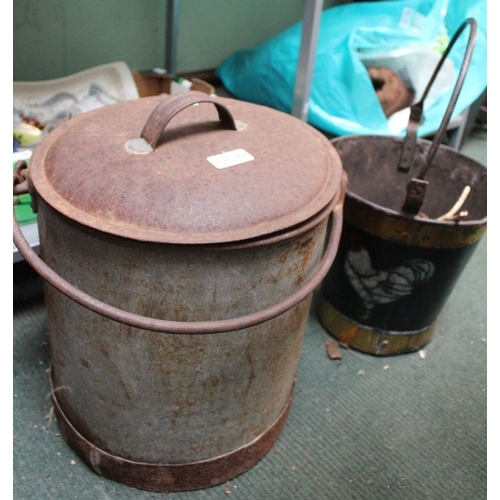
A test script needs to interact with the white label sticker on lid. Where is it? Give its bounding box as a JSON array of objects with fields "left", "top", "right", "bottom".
[{"left": 207, "top": 149, "right": 254, "bottom": 169}]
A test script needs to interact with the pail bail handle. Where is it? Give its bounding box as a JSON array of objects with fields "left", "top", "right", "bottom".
[
  {"left": 13, "top": 171, "right": 348, "bottom": 335},
  {"left": 399, "top": 18, "right": 477, "bottom": 215}
]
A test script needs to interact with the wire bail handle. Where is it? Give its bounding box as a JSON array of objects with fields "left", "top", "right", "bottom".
[{"left": 399, "top": 18, "right": 477, "bottom": 215}]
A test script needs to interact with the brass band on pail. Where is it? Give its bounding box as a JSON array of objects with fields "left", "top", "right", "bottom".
[{"left": 318, "top": 295, "right": 437, "bottom": 356}]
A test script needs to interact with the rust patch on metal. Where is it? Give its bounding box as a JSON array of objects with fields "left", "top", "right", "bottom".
[
  {"left": 80, "top": 358, "right": 90, "bottom": 368},
  {"left": 338, "top": 325, "right": 359, "bottom": 349},
  {"left": 51, "top": 379, "right": 295, "bottom": 492}
]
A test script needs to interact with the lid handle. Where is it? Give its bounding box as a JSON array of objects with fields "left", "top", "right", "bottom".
[{"left": 140, "top": 91, "right": 238, "bottom": 149}]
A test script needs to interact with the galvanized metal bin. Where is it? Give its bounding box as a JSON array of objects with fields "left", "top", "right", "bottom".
[{"left": 13, "top": 92, "right": 346, "bottom": 491}]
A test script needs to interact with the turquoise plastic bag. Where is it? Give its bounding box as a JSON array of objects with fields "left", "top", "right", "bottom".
[{"left": 216, "top": 0, "right": 486, "bottom": 137}]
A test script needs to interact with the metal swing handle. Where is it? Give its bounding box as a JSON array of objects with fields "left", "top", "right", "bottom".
[
  {"left": 399, "top": 18, "right": 478, "bottom": 215},
  {"left": 13, "top": 172, "right": 347, "bottom": 335}
]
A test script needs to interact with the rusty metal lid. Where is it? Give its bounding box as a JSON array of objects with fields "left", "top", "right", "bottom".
[{"left": 30, "top": 92, "right": 342, "bottom": 244}]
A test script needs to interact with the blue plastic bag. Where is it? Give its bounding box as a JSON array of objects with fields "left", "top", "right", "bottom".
[{"left": 216, "top": 0, "right": 487, "bottom": 137}]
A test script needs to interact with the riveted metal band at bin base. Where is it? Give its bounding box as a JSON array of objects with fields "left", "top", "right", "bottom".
[
  {"left": 317, "top": 296, "right": 436, "bottom": 356},
  {"left": 51, "top": 378, "right": 294, "bottom": 492}
]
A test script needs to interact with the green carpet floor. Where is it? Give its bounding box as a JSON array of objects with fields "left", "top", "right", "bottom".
[{"left": 13, "top": 128, "right": 487, "bottom": 499}]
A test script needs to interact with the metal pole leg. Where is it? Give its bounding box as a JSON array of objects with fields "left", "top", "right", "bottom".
[
  {"left": 292, "top": 0, "right": 324, "bottom": 121},
  {"left": 166, "top": 0, "right": 179, "bottom": 75}
]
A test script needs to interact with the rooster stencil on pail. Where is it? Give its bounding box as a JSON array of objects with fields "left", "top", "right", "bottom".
[{"left": 344, "top": 235, "right": 435, "bottom": 315}]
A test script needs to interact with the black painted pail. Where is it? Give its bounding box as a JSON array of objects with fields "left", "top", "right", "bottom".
[{"left": 318, "top": 19, "right": 487, "bottom": 355}]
